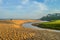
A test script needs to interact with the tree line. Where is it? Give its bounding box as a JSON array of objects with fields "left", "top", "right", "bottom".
[{"left": 40, "top": 13, "right": 60, "bottom": 21}]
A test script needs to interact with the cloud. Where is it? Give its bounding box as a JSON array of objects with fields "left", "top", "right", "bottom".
[
  {"left": 33, "top": 1, "right": 48, "bottom": 10},
  {"left": 15, "top": 1, "right": 48, "bottom": 19},
  {"left": 52, "top": 9, "right": 60, "bottom": 13},
  {"left": 21, "top": 0, "right": 29, "bottom": 4},
  {"left": 17, "top": 1, "right": 48, "bottom": 11},
  {"left": 44, "top": 0, "right": 57, "bottom": 3},
  {"left": 0, "top": 0, "right": 2, "bottom": 4},
  {"left": 0, "top": 0, "right": 48, "bottom": 19},
  {"left": 17, "top": 5, "right": 23, "bottom": 9}
]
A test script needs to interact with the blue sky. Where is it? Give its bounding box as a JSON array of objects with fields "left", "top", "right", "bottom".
[{"left": 0, "top": 0, "right": 60, "bottom": 19}]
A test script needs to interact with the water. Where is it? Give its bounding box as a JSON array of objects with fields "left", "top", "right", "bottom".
[
  {"left": 23, "top": 22, "right": 60, "bottom": 32},
  {"left": 23, "top": 23, "right": 39, "bottom": 28}
]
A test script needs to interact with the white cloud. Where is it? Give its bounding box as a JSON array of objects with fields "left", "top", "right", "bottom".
[
  {"left": 17, "top": 5, "right": 23, "bottom": 9},
  {"left": 17, "top": 1, "right": 48, "bottom": 11},
  {"left": 15, "top": 1, "right": 48, "bottom": 19},
  {"left": 53, "top": 9, "right": 60, "bottom": 13},
  {"left": 0, "top": 0, "right": 2, "bottom": 4},
  {"left": 22, "top": 0, "right": 29, "bottom": 4},
  {"left": 44, "top": 0, "right": 57, "bottom": 3},
  {"left": 33, "top": 1, "right": 48, "bottom": 11},
  {"left": 0, "top": 0, "right": 48, "bottom": 19}
]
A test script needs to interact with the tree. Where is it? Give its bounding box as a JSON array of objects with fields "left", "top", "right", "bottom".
[{"left": 40, "top": 13, "right": 60, "bottom": 21}]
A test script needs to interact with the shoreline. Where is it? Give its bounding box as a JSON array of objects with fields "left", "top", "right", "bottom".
[
  {"left": 23, "top": 22, "right": 60, "bottom": 32},
  {"left": 0, "top": 20, "right": 60, "bottom": 40}
]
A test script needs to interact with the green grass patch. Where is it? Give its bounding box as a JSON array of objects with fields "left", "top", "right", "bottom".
[{"left": 37, "top": 20, "right": 60, "bottom": 30}]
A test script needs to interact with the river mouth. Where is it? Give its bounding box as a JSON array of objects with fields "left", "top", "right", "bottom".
[{"left": 23, "top": 22, "right": 60, "bottom": 32}]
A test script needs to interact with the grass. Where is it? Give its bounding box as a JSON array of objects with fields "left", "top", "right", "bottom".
[{"left": 37, "top": 20, "right": 60, "bottom": 30}]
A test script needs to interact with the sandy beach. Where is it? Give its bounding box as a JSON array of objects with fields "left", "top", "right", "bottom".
[{"left": 0, "top": 20, "right": 60, "bottom": 40}]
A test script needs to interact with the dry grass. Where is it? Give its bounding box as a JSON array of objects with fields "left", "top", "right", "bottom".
[{"left": 0, "top": 20, "right": 60, "bottom": 40}]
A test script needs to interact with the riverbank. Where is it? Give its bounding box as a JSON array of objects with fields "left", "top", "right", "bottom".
[
  {"left": 0, "top": 20, "right": 60, "bottom": 40},
  {"left": 23, "top": 22, "right": 60, "bottom": 32},
  {"left": 32, "top": 20, "right": 60, "bottom": 30}
]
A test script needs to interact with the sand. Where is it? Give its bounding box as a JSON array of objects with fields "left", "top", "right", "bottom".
[{"left": 0, "top": 20, "right": 60, "bottom": 40}]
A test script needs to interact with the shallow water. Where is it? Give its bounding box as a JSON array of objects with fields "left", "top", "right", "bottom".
[{"left": 23, "top": 22, "right": 60, "bottom": 32}]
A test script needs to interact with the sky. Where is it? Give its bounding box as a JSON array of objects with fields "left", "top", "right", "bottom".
[{"left": 0, "top": 0, "right": 60, "bottom": 19}]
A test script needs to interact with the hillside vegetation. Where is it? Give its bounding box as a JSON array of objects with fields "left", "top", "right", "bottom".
[
  {"left": 36, "top": 20, "right": 60, "bottom": 30},
  {"left": 40, "top": 13, "right": 60, "bottom": 21}
]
